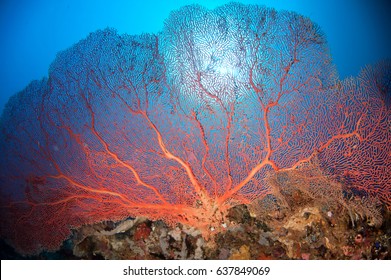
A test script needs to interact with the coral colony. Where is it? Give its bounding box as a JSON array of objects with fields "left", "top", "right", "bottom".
[{"left": 0, "top": 3, "right": 390, "bottom": 255}]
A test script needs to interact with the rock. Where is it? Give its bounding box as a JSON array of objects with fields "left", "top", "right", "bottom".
[
  {"left": 194, "top": 238, "right": 204, "bottom": 260},
  {"left": 258, "top": 234, "right": 270, "bottom": 246},
  {"left": 168, "top": 227, "right": 182, "bottom": 242},
  {"left": 218, "top": 248, "right": 230, "bottom": 260},
  {"left": 229, "top": 245, "right": 251, "bottom": 260}
]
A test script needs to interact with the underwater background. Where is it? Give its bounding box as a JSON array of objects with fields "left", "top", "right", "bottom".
[
  {"left": 1, "top": 0, "right": 390, "bottom": 114},
  {"left": 0, "top": 0, "right": 390, "bottom": 260}
]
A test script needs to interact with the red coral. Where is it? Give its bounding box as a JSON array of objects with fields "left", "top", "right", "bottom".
[
  {"left": 134, "top": 223, "right": 151, "bottom": 241},
  {"left": 0, "top": 4, "right": 390, "bottom": 255}
]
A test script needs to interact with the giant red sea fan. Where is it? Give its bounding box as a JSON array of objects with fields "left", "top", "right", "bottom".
[{"left": 0, "top": 3, "right": 390, "bottom": 255}]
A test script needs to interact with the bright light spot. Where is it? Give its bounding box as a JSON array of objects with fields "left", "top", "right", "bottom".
[
  {"left": 218, "top": 66, "right": 228, "bottom": 74},
  {"left": 216, "top": 64, "right": 235, "bottom": 76}
]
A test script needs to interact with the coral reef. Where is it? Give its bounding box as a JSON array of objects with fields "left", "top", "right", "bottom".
[{"left": 0, "top": 3, "right": 390, "bottom": 256}]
